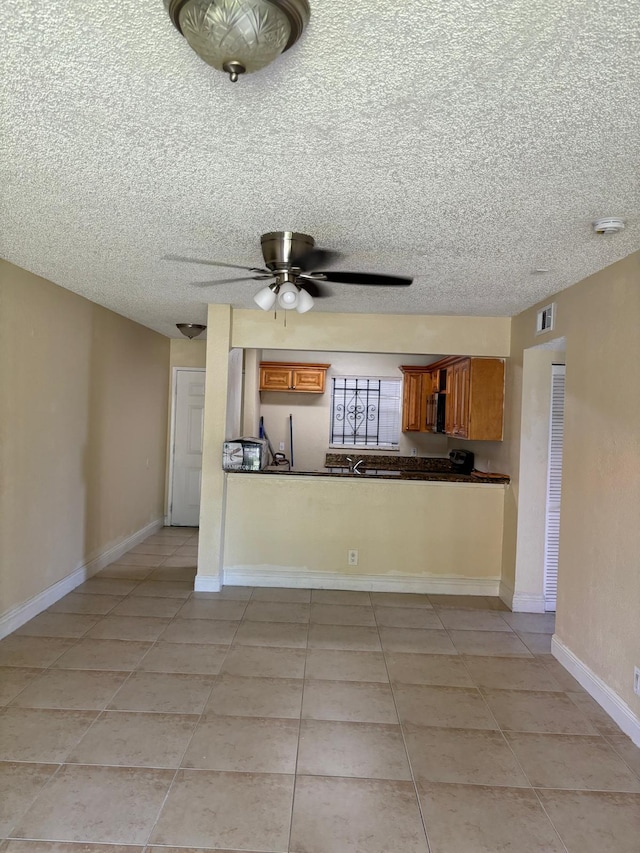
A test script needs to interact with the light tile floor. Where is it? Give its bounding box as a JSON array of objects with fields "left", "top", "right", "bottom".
[{"left": 1, "top": 527, "right": 639, "bottom": 852}]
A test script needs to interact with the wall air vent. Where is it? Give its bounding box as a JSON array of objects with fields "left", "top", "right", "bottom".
[{"left": 536, "top": 303, "right": 555, "bottom": 335}]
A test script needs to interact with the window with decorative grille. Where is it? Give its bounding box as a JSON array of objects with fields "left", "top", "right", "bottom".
[{"left": 329, "top": 377, "right": 401, "bottom": 449}]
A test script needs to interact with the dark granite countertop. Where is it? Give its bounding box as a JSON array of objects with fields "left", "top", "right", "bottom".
[{"left": 232, "top": 454, "right": 509, "bottom": 484}]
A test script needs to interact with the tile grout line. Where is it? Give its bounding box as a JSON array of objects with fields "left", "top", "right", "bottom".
[
  {"left": 372, "top": 600, "right": 434, "bottom": 853},
  {"left": 285, "top": 588, "right": 312, "bottom": 853}
]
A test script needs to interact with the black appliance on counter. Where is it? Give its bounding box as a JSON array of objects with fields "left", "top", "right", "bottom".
[{"left": 449, "top": 449, "right": 475, "bottom": 475}]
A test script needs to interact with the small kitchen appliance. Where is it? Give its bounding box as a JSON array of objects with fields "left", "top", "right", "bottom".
[
  {"left": 223, "top": 437, "right": 270, "bottom": 471},
  {"left": 449, "top": 449, "right": 475, "bottom": 475}
]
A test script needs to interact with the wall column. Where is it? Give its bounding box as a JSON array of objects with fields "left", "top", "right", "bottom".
[{"left": 196, "top": 305, "right": 233, "bottom": 591}]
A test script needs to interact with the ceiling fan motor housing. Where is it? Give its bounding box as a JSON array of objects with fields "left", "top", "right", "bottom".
[{"left": 261, "top": 231, "right": 315, "bottom": 271}]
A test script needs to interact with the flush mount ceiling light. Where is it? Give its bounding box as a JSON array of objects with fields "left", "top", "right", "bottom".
[
  {"left": 176, "top": 323, "right": 207, "bottom": 338},
  {"left": 164, "top": 0, "right": 310, "bottom": 82}
]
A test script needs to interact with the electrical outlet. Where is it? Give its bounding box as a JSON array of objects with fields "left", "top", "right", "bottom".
[
  {"left": 634, "top": 667, "right": 640, "bottom": 697},
  {"left": 411, "top": 447, "right": 418, "bottom": 457},
  {"left": 348, "top": 549, "right": 358, "bottom": 566},
  {"left": 279, "top": 442, "right": 285, "bottom": 451}
]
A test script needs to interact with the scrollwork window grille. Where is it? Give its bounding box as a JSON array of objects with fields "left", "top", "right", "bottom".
[{"left": 330, "top": 377, "right": 401, "bottom": 448}]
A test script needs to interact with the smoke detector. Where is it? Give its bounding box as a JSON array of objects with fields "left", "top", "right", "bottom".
[{"left": 592, "top": 218, "right": 625, "bottom": 235}]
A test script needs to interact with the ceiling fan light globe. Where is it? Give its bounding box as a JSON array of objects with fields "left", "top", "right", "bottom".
[
  {"left": 277, "top": 281, "right": 299, "bottom": 309},
  {"left": 254, "top": 285, "right": 277, "bottom": 310},
  {"left": 295, "top": 288, "right": 314, "bottom": 313}
]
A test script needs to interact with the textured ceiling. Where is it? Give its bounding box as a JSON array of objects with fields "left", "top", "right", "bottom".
[{"left": 1, "top": 0, "right": 639, "bottom": 337}]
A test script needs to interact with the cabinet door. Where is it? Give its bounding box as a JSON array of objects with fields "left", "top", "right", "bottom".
[
  {"left": 292, "top": 367, "right": 326, "bottom": 393},
  {"left": 425, "top": 393, "right": 436, "bottom": 431},
  {"left": 466, "top": 358, "right": 505, "bottom": 440},
  {"left": 445, "top": 368, "right": 457, "bottom": 434},
  {"left": 260, "top": 366, "right": 292, "bottom": 391},
  {"left": 402, "top": 373, "right": 423, "bottom": 431},
  {"left": 456, "top": 359, "right": 471, "bottom": 438}
]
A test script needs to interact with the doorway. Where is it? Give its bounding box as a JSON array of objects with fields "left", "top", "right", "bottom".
[
  {"left": 511, "top": 339, "right": 566, "bottom": 612},
  {"left": 169, "top": 368, "right": 205, "bottom": 527}
]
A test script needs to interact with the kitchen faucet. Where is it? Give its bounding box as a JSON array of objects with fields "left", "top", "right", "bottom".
[{"left": 346, "top": 456, "right": 364, "bottom": 474}]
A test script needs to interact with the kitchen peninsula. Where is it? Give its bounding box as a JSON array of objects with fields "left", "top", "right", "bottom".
[{"left": 221, "top": 453, "right": 508, "bottom": 595}]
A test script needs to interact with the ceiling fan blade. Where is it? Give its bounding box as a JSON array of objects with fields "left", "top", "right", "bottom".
[
  {"left": 192, "top": 275, "right": 274, "bottom": 287},
  {"left": 296, "top": 247, "right": 342, "bottom": 272},
  {"left": 311, "top": 271, "right": 413, "bottom": 287},
  {"left": 297, "top": 278, "right": 332, "bottom": 298},
  {"left": 163, "top": 255, "right": 269, "bottom": 274}
]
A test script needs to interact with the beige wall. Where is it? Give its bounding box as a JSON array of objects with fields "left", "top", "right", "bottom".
[
  {"left": 231, "top": 309, "right": 511, "bottom": 356},
  {"left": 169, "top": 339, "right": 207, "bottom": 369},
  {"left": 224, "top": 474, "right": 505, "bottom": 588},
  {"left": 497, "top": 251, "right": 640, "bottom": 714},
  {"left": 259, "top": 349, "right": 449, "bottom": 471},
  {"left": 0, "top": 261, "right": 170, "bottom": 620}
]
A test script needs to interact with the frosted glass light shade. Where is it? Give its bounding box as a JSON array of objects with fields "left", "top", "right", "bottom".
[
  {"left": 295, "top": 288, "right": 314, "bottom": 313},
  {"left": 277, "top": 281, "right": 299, "bottom": 308},
  {"left": 254, "top": 285, "right": 277, "bottom": 310},
  {"left": 176, "top": 0, "right": 291, "bottom": 75}
]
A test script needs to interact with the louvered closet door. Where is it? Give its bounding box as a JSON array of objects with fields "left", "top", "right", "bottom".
[{"left": 544, "top": 364, "right": 566, "bottom": 611}]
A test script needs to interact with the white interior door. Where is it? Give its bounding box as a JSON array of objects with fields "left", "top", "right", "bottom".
[
  {"left": 171, "top": 369, "right": 205, "bottom": 527},
  {"left": 543, "top": 364, "right": 566, "bottom": 611}
]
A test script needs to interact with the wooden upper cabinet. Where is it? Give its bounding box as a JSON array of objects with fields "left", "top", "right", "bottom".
[
  {"left": 464, "top": 357, "right": 504, "bottom": 440},
  {"left": 401, "top": 358, "right": 505, "bottom": 440},
  {"left": 448, "top": 357, "right": 503, "bottom": 440},
  {"left": 401, "top": 370, "right": 425, "bottom": 431},
  {"left": 259, "top": 362, "right": 330, "bottom": 393}
]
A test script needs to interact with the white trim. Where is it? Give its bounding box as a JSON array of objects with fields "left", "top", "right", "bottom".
[
  {"left": 499, "top": 579, "right": 514, "bottom": 610},
  {"left": 511, "top": 593, "right": 546, "bottom": 613},
  {"left": 194, "top": 575, "right": 223, "bottom": 593},
  {"left": 0, "top": 518, "right": 164, "bottom": 640},
  {"left": 223, "top": 566, "right": 500, "bottom": 596},
  {"left": 552, "top": 635, "right": 640, "bottom": 747},
  {"left": 167, "top": 367, "right": 206, "bottom": 526}
]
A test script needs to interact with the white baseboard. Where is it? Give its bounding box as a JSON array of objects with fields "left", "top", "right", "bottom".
[
  {"left": 194, "top": 575, "right": 223, "bottom": 593},
  {"left": 511, "top": 592, "right": 546, "bottom": 613},
  {"left": 222, "top": 565, "right": 500, "bottom": 596},
  {"left": 0, "top": 518, "right": 164, "bottom": 640},
  {"left": 499, "top": 580, "right": 514, "bottom": 610},
  {"left": 552, "top": 636, "right": 640, "bottom": 747}
]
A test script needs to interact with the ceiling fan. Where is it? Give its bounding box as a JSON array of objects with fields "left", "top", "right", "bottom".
[{"left": 164, "top": 231, "right": 413, "bottom": 313}]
